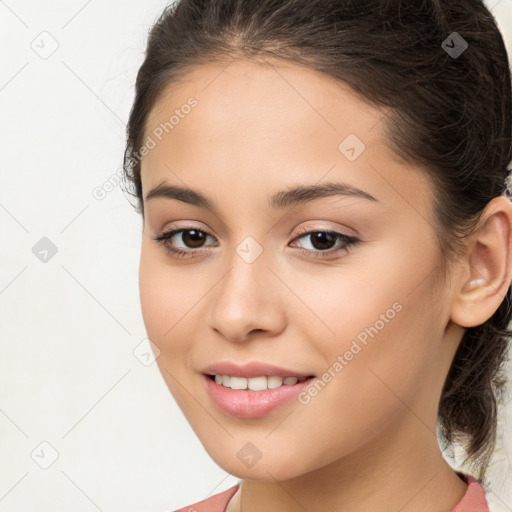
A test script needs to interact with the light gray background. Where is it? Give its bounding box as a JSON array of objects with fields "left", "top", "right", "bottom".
[{"left": 1, "top": 1, "right": 511, "bottom": 510}]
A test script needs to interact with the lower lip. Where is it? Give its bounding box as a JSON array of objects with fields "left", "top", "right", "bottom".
[{"left": 203, "top": 374, "right": 315, "bottom": 418}]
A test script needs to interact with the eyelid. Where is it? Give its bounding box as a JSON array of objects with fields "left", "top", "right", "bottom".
[{"left": 293, "top": 224, "right": 356, "bottom": 238}]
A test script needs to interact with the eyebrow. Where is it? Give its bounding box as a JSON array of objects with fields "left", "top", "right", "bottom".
[{"left": 144, "top": 180, "right": 378, "bottom": 212}]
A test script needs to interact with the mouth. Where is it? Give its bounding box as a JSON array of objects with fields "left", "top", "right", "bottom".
[
  {"left": 205, "top": 373, "right": 315, "bottom": 390},
  {"left": 202, "top": 373, "right": 316, "bottom": 418}
]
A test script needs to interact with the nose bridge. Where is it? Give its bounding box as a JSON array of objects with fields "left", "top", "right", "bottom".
[
  {"left": 209, "top": 233, "right": 282, "bottom": 341},
  {"left": 217, "top": 234, "right": 268, "bottom": 311}
]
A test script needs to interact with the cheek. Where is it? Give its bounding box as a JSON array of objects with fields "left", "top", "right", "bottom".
[
  {"left": 138, "top": 245, "right": 198, "bottom": 409},
  {"left": 138, "top": 239, "right": 198, "bottom": 340},
  {"left": 138, "top": 250, "right": 169, "bottom": 340},
  {"left": 138, "top": 240, "right": 213, "bottom": 386},
  {"left": 306, "top": 235, "right": 440, "bottom": 348},
  {"left": 292, "top": 241, "right": 442, "bottom": 418}
]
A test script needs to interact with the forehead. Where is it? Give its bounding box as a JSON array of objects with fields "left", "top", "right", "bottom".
[
  {"left": 140, "top": 58, "right": 432, "bottom": 217},
  {"left": 143, "top": 58, "right": 385, "bottom": 148}
]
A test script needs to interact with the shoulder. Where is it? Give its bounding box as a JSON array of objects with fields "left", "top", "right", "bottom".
[
  {"left": 173, "top": 484, "right": 240, "bottom": 512},
  {"left": 451, "top": 472, "right": 490, "bottom": 512}
]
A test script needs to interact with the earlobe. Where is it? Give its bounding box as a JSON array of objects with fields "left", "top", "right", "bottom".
[{"left": 451, "top": 196, "right": 512, "bottom": 328}]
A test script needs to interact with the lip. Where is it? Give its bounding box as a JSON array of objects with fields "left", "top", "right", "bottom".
[
  {"left": 202, "top": 374, "right": 315, "bottom": 418},
  {"left": 200, "top": 361, "right": 315, "bottom": 378}
]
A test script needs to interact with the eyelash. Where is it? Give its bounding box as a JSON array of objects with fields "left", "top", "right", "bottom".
[{"left": 153, "top": 225, "right": 360, "bottom": 260}]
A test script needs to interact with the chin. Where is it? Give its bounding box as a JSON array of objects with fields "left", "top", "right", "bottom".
[{"left": 203, "top": 441, "right": 321, "bottom": 482}]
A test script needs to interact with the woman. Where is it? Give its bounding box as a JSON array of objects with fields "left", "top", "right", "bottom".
[{"left": 123, "top": 0, "right": 512, "bottom": 510}]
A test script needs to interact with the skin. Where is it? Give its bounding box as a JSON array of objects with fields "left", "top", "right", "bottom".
[{"left": 138, "top": 58, "right": 512, "bottom": 511}]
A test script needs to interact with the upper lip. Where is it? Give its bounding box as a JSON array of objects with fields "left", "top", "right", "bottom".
[{"left": 201, "top": 361, "right": 315, "bottom": 378}]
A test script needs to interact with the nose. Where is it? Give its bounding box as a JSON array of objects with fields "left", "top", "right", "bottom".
[{"left": 208, "top": 250, "right": 286, "bottom": 343}]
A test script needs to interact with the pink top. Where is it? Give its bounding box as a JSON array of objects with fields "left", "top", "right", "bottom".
[{"left": 173, "top": 472, "right": 489, "bottom": 512}]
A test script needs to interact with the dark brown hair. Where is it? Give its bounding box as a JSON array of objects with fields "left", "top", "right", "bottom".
[{"left": 123, "top": 0, "right": 512, "bottom": 483}]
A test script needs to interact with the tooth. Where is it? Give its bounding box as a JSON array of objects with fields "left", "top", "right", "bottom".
[
  {"left": 230, "top": 376, "right": 248, "bottom": 389},
  {"left": 267, "top": 376, "right": 283, "bottom": 388},
  {"left": 213, "top": 374, "right": 306, "bottom": 389},
  {"left": 248, "top": 376, "right": 267, "bottom": 391}
]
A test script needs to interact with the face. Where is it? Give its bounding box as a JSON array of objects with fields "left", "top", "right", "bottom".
[{"left": 138, "top": 59, "right": 460, "bottom": 481}]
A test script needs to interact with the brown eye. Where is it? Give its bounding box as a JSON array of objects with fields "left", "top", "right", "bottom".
[
  {"left": 180, "top": 229, "right": 208, "bottom": 248},
  {"left": 292, "top": 228, "right": 360, "bottom": 259},
  {"left": 153, "top": 227, "right": 217, "bottom": 258},
  {"left": 306, "top": 232, "right": 337, "bottom": 251}
]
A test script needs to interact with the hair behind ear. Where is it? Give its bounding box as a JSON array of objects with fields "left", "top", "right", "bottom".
[{"left": 438, "top": 285, "right": 512, "bottom": 483}]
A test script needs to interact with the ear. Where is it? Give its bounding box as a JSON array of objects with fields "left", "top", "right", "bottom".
[{"left": 450, "top": 195, "right": 512, "bottom": 328}]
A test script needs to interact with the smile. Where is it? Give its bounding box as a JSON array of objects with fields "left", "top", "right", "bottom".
[
  {"left": 209, "top": 374, "right": 311, "bottom": 390},
  {"left": 203, "top": 373, "right": 316, "bottom": 418}
]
